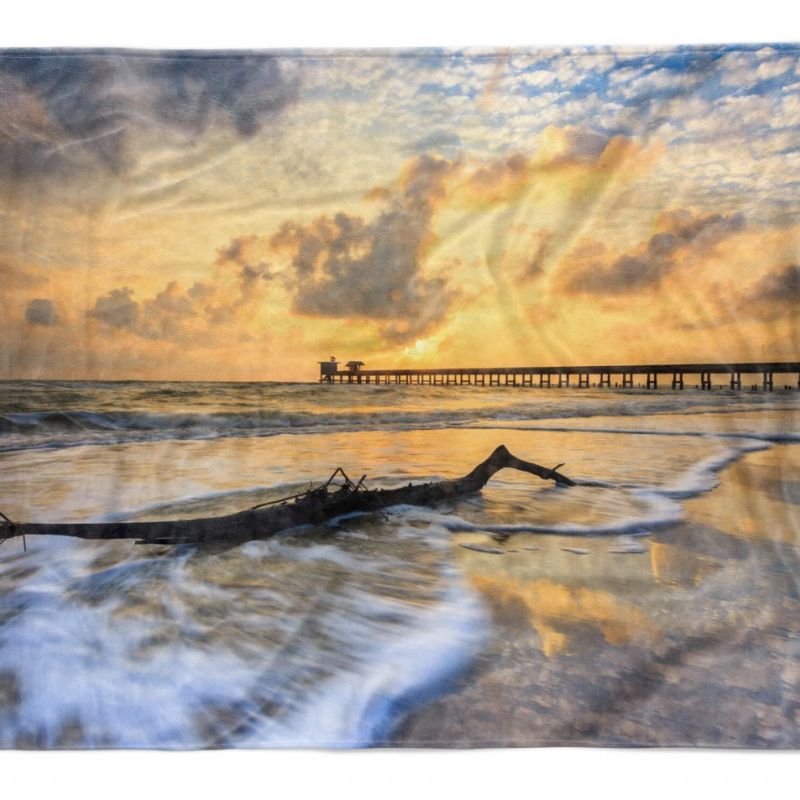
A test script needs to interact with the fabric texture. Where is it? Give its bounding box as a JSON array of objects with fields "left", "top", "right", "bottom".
[{"left": 0, "top": 46, "right": 799, "bottom": 749}]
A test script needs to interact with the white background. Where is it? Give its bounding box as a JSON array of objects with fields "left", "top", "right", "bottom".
[{"left": 1, "top": 1, "right": 799, "bottom": 797}]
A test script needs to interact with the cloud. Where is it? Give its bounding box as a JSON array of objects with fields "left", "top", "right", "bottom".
[
  {"left": 24, "top": 298, "right": 56, "bottom": 325},
  {"left": 404, "top": 129, "right": 462, "bottom": 155},
  {"left": 616, "top": 68, "right": 696, "bottom": 101},
  {"left": 136, "top": 281, "right": 200, "bottom": 340},
  {"left": 454, "top": 127, "right": 638, "bottom": 211},
  {"left": 729, "top": 264, "right": 800, "bottom": 325},
  {"left": 84, "top": 264, "right": 272, "bottom": 342},
  {"left": 216, "top": 234, "right": 275, "bottom": 282},
  {"left": 757, "top": 57, "right": 796, "bottom": 81},
  {"left": 748, "top": 264, "right": 800, "bottom": 313},
  {"left": 523, "top": 230, "right": 555, "bottom": 279},
  {"left": 718, "top": 49, "right": 799, "bottom": 88},
  {"left": 268, "top": 154, "right": 459, "bottom": 342},
  {"left": 519, "top": 69, "right": 558, "bottom": 89},
  {"left": 0, "top": 258, "right": 46, "bottom": 289},
  {"left": 86, "top": 282, "right": 209, "bottom": 341},
  {"left": 147, "top": 56, "right": 300, "bottom": 138},
  {"left": 464, "top": 151, "right": 530, "bottom": 202},
  {"left": 0, "top": 55, "right": 128, "bottom": 180},
  {"left": 562, "top": 209, "right": 746, "bottom": 295},
  {"left": 86, "top": 287, "right": 139, "bottom": 330},
  {"left": 0, "top": 52, "right": 300, "bottom": 181}
]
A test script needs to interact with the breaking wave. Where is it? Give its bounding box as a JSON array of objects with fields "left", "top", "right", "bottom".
[{"left": 1, "top": 380, "right": 796, "bottom": 453}]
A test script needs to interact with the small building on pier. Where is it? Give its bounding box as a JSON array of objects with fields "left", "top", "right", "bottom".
[
  {"left": 319, "top": 357, "right": 367, "bottom": 382},
  {"left": 318, "top": 356, "right": 339, "bottom": 381}
]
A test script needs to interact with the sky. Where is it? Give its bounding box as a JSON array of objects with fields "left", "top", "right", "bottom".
[{"left": 1, "top": 45, "right": 799, "bottom": 381}]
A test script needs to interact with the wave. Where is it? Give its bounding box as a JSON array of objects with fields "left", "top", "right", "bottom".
[
  {"left": 384, "top": 435, "right": 776, "bottom": 539},
  {"left": 68, "top": 426, "right": 772, "bottom": 544},
  {"left": 468, "top": 421, "right": 800, "bottom": 445},
  {"left": 237, "top": 563, "right": 488, "bottom": 747},
  {"left": 0, "top": 514, "right": 487, "bottom": 748},
  {"left": 1, "top": 388, "right": 798, "bottom": 453}
]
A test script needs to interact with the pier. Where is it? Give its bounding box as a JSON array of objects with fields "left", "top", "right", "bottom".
[{"left": 319, "top": 361, "right": 800, "bottom": 391}]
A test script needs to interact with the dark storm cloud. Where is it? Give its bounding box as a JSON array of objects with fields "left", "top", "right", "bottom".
[
  {"left": 25, "top": 298, "right": 56, "bottom": 325},
  {"left": 268, "top": 155, "right": 458, "bottom": 342},
  {"left": 564, "top": 210, "right": 746, "bottom": 295},
  {"left": 0, "top": 51, "right": 300, "bottom": 181},
  {"left": 216, "top": 236, "right": 250, "bottom": 265}
]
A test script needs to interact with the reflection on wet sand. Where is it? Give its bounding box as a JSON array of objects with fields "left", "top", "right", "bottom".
[
  {"left": 649, "top": 539, "right": 723, "bottom": 588},
  {"left": 687, "top": 444, "right": 800, "bottom": 545},
  {"left": 393, "top": 443, "right": 800, "bottom": 747},
  {"left": 469, "top": 574, "right": 655, "bottom": 656}
]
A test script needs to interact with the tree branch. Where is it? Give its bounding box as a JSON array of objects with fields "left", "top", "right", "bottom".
[{"left": 1, "top": 444, "right": 573, "bottom": 546}]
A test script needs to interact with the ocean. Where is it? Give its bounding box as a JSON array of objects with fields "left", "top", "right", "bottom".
[{"left": 0, "top": 381, "right": 798, "bottom": 747}]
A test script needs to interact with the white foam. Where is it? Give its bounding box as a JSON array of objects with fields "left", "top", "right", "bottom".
[
  {"left": 372, "top": 434, "right": 781, "bottom": 539},
  {"left": 394, "top": 490, "right": 683, "bottom": 537},
  {"left": 0, "top": 517, "right": 487, "bottom": 748},
  {"left": 0, "top": 545, "right": 263, "bottom": 748},
  {"left": 237, "top": 563, "right": 488, "bottom": 747},
  {"left": 265, "top": 540, "right": 372, "bottom": 571},
  {"left": 659, "top": 440, "right": 770, "bottom": 498}
]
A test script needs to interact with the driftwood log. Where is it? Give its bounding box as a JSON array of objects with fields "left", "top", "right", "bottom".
[{"left": 0, "top": 445, "right": 573, "bottom": 547}]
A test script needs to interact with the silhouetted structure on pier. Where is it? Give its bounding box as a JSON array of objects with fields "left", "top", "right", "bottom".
[{"left": 318, "top": 361, "right": 800, "bottom": 391}]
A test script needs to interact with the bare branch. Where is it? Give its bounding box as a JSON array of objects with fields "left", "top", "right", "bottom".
[{"left": 4, "top": 445, "right": 573, "bottom": 546}]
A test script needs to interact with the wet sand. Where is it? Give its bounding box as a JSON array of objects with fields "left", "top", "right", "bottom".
[{"left": 391, "top": 444, "right": 800, "bottom": 747}]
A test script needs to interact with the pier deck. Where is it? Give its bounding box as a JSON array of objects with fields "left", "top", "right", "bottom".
[{"left": 320, "top": 362, "right": 800, "bottom": 391}]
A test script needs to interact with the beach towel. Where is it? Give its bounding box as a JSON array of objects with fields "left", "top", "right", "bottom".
[{"left": 0, "top": 45, "right": 799, "bottom": 749}]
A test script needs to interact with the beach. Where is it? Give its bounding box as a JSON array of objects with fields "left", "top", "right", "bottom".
[{"left": 0, "top": 381, "right": 798, "bottom": 747}]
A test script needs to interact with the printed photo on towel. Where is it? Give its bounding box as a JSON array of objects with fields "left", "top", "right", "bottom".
[{"left": 0, "top": 45, "right": 799, "bottom": 749}]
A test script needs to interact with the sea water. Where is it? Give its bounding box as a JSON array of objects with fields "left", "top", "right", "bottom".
[{"left": 0, "top": 381, "right": 798, "bottom": 747}]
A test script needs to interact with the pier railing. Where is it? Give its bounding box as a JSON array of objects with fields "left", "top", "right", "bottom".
[{"left": 319, "top": 362, "right": 800, "bottom": 391}]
